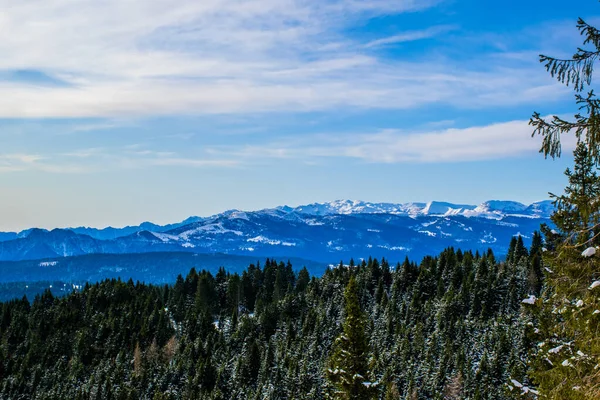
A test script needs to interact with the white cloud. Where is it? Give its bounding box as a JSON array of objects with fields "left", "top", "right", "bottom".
[
  {"left": 0, "top": 146, "right": 239, "bottom": 174},
  {"left": 364, "top": 25, "right": 456, "bottom": 48},
  {"left": 0, "top": 153, "right": 92, "bottom": 173},
  {"left": 208, "top": 119, "right": 579, "bottom": 163},
  {"left": 0, "top": 116, "right": 579, "bottom": 173},
  {"left": 0, "top": 0, "right": 569, "bottom": 118},
  {"left": 335, "top": 121, "right": 544, "bottom": 163}
]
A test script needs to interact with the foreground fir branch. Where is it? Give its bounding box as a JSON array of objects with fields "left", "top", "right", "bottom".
[{"left": 530, "top": 17, "right": 600, "bottom": 163}]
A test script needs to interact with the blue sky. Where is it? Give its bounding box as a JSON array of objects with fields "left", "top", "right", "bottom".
[{"left": 0, "top": 0, "right": 597, "bottom": 231}]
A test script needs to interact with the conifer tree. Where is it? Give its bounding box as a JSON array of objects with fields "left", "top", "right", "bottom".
[
  {"left": 522, "top": 9, "right": 600, "bottom": 399},
  {"left": 525, "top": 17, "right": 600, "bottom": 396},
  {"left": 551, "top": 142, "right": 600, "bottom": 243},
  {"left": 524, "top": 142, "right": 600, "bottom": 399},
  {"left": 326, "top": 276, "right": 376, "bottom": 399}
]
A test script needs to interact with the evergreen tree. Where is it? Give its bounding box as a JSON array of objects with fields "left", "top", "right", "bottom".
[
  {"left": 525, "top": 14, "right": 600, "bottom": 395},
  {"left": 551, "top": 142, "right": 600, "bottom": 244},
  {"left": 0, "top": 253, "right": 544, "bottom": 399},
  {"left": 524, "top": 143, "right": 600, "bottom": 399},
  {"left": 326, "top": 276, "right": 376, "bottom": 400}
]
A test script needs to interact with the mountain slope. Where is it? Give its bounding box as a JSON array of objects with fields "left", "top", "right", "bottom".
[
  {"left": 0, "top": 199, "right": 554, "bottom": 242},
  {"left": 0, "top": 199, "right": 553, "bottom": 264}
]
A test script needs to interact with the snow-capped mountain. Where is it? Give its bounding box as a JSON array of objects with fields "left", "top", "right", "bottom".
[
  {"left": 476, "top": 200, "right": 529, "bottom": 214},
  {"left": 0, "top": 199, "right": 553, "bottom": 264},
  {"left": 289, "top": 200, "right": 427, "bottom": 216},
  {"left": 286, "top": 199, "right": 552, "bottom": 219}
]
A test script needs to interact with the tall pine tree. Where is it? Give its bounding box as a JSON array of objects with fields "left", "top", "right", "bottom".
[
  {"left": 526, "top": 143, "right": 600, "bottom": 399},
  {"left": 526, "top": 11, "right": 600, "bottom": 396},
  {"left": 326, "top": 275, "right": 376, "bottom": 399}
]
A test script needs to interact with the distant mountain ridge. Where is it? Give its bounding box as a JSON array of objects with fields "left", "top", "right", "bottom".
[
  {"left": 290, "top": 199, "right": 552, "bottom": 219},
  {"left": 0, "top": 199, "right": 554, "bottom": 264},
  {"left": 0, "top": 199, "right": 553, "bottom": 241}
]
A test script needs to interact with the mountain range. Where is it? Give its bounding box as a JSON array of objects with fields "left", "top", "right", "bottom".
[{"left": 0, "top": 199, "right": 553, "bottom": 265}]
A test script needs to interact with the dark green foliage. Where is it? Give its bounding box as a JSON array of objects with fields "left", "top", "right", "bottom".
[
  {"left": 550, "top": 142, "right": 600, "bottom": 244},
  {"left": 524, "top": 143, "right": 600, "bottom": 398},
  {"left": 528, "top": 16, "right": 600, "bottom": 394},
  {"left": 326, "top": 276, "right": 376, "bottom": 399},
  {"left": 530, "top": 17, "right": 600, "bottom": 162},
  {"left": 0, "top": 249, "right": 543, "bottom": 399}
]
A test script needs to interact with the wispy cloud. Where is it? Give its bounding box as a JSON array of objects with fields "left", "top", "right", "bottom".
[
  {"left": 166, "top": 133, "right": 196, "bottom": 141},
  {"left": 0, "top": 153, "right": 91, "bottom": 173},
  {"left": 364, "top": 25, "right": 456, "bottom": 48},
  {"left": 0, "top": 154, "right": 44, "bottom": 172},
  {"left": 0, "top": 115, "right": 579, "bottom": 174},
  {"left": 67, "top": 121, "right": 131, "bottom": 133},
  {"left": 0, "top": 146, "right": 239, "bottom": 174},
  {"left": 207, "top": 119, "right": 578, "bottom": 164},
  {"left": 0, "top": 0, "right": 570, "bottom": 118},
  {"left": 148, "top": 158, "right": 239, "bottom": 168},
  {"left": 60, "top": 148, "right": 107, "bottom": 158}
]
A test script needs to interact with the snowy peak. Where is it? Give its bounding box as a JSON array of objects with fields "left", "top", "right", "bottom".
[
  {"left": 0, "top": 199, "right": 554, "bottom": 246},
  {"left": 462, "top": 200, "right": 530, "bottom": 218},
  {"left": 220, "top": 209, "right": 250, "bottom": 221},
  {"left": 292, "top": 200, "right": 406, "bottom": 216},
  {"left": 284, "top": 199, "right": 553, "bottom": 219},
  {"left": 421, "top": 201, "right": 476, "bottom": 216},
  {"left": 291, "top": 200, "right": 429, "bottom": 217},
  {"left": 525, "top": 200, "right": 554, "bottom": 217},
  {"left": 475, "top": 200, "right": 528, "bottom": 214},
  {"left": 0, "top": 198, "right": 555, "bottom": 263}
]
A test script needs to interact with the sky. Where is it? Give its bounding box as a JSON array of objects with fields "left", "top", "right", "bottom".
[{"left": 0, "top": 0, "right": 598, "bottom": 231}]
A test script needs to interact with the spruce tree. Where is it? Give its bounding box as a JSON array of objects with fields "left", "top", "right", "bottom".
[
  {"left": 551, "top": 142, "right": 600, "bottom": 243},
  {"left": 326, "top": 276, "right": 376, "bottom": 399},
  {"left": 524, "top": 10, "right": 600, "bottom": 399},
  {"left": 525, "top": 143, "right": 600, "bottom": 399}
]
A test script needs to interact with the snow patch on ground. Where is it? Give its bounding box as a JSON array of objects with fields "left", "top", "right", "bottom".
[
  {"left": 495, "top": 221, "right": 519, "bottom": 228},
  {"left": 436, "top": 228, "right": 452, "bottom": 238},
  {"left": 39, "top": 261, "right": 58, "bottom": 267},
  {"left": 582, "top": 247, "right": 596, "bottom": 257},
  {"left": 179, "top": 223, "right": 243, "bottom": 240},
  {"left": 247, "top": 236, "right": 296, "bottom": 246},
  {"left": 227, "top": 211, "right": 249, "bottom": 221},
  {"left": 512, "top": 232, "right": 530, "bottom": 238},
  {"left": 479, "top": 232, "right": 497, "bottom": 244},
  {"left": 151, "top": 232, "right": 180, "bottom": 242},
  {"left": 378, "top": 245, "right": 409, "bottom": 251}
]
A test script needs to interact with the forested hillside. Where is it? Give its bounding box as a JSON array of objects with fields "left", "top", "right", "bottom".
[{"left": 0, "top": 235, "right": 543, "bottom": 399}]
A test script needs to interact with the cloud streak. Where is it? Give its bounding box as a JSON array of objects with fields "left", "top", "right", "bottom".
[
  {"left": 364, "top": 25, "right": 457, "bottom": 48},
  {"left": 0, "top": 147, "right": 239, "bottom": 174},
  {"left": 207, "top": 119, "right": 578, "bottom": 164},
  {"left": 0, "top": 116, "right": 580, "bottom": 174}
]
